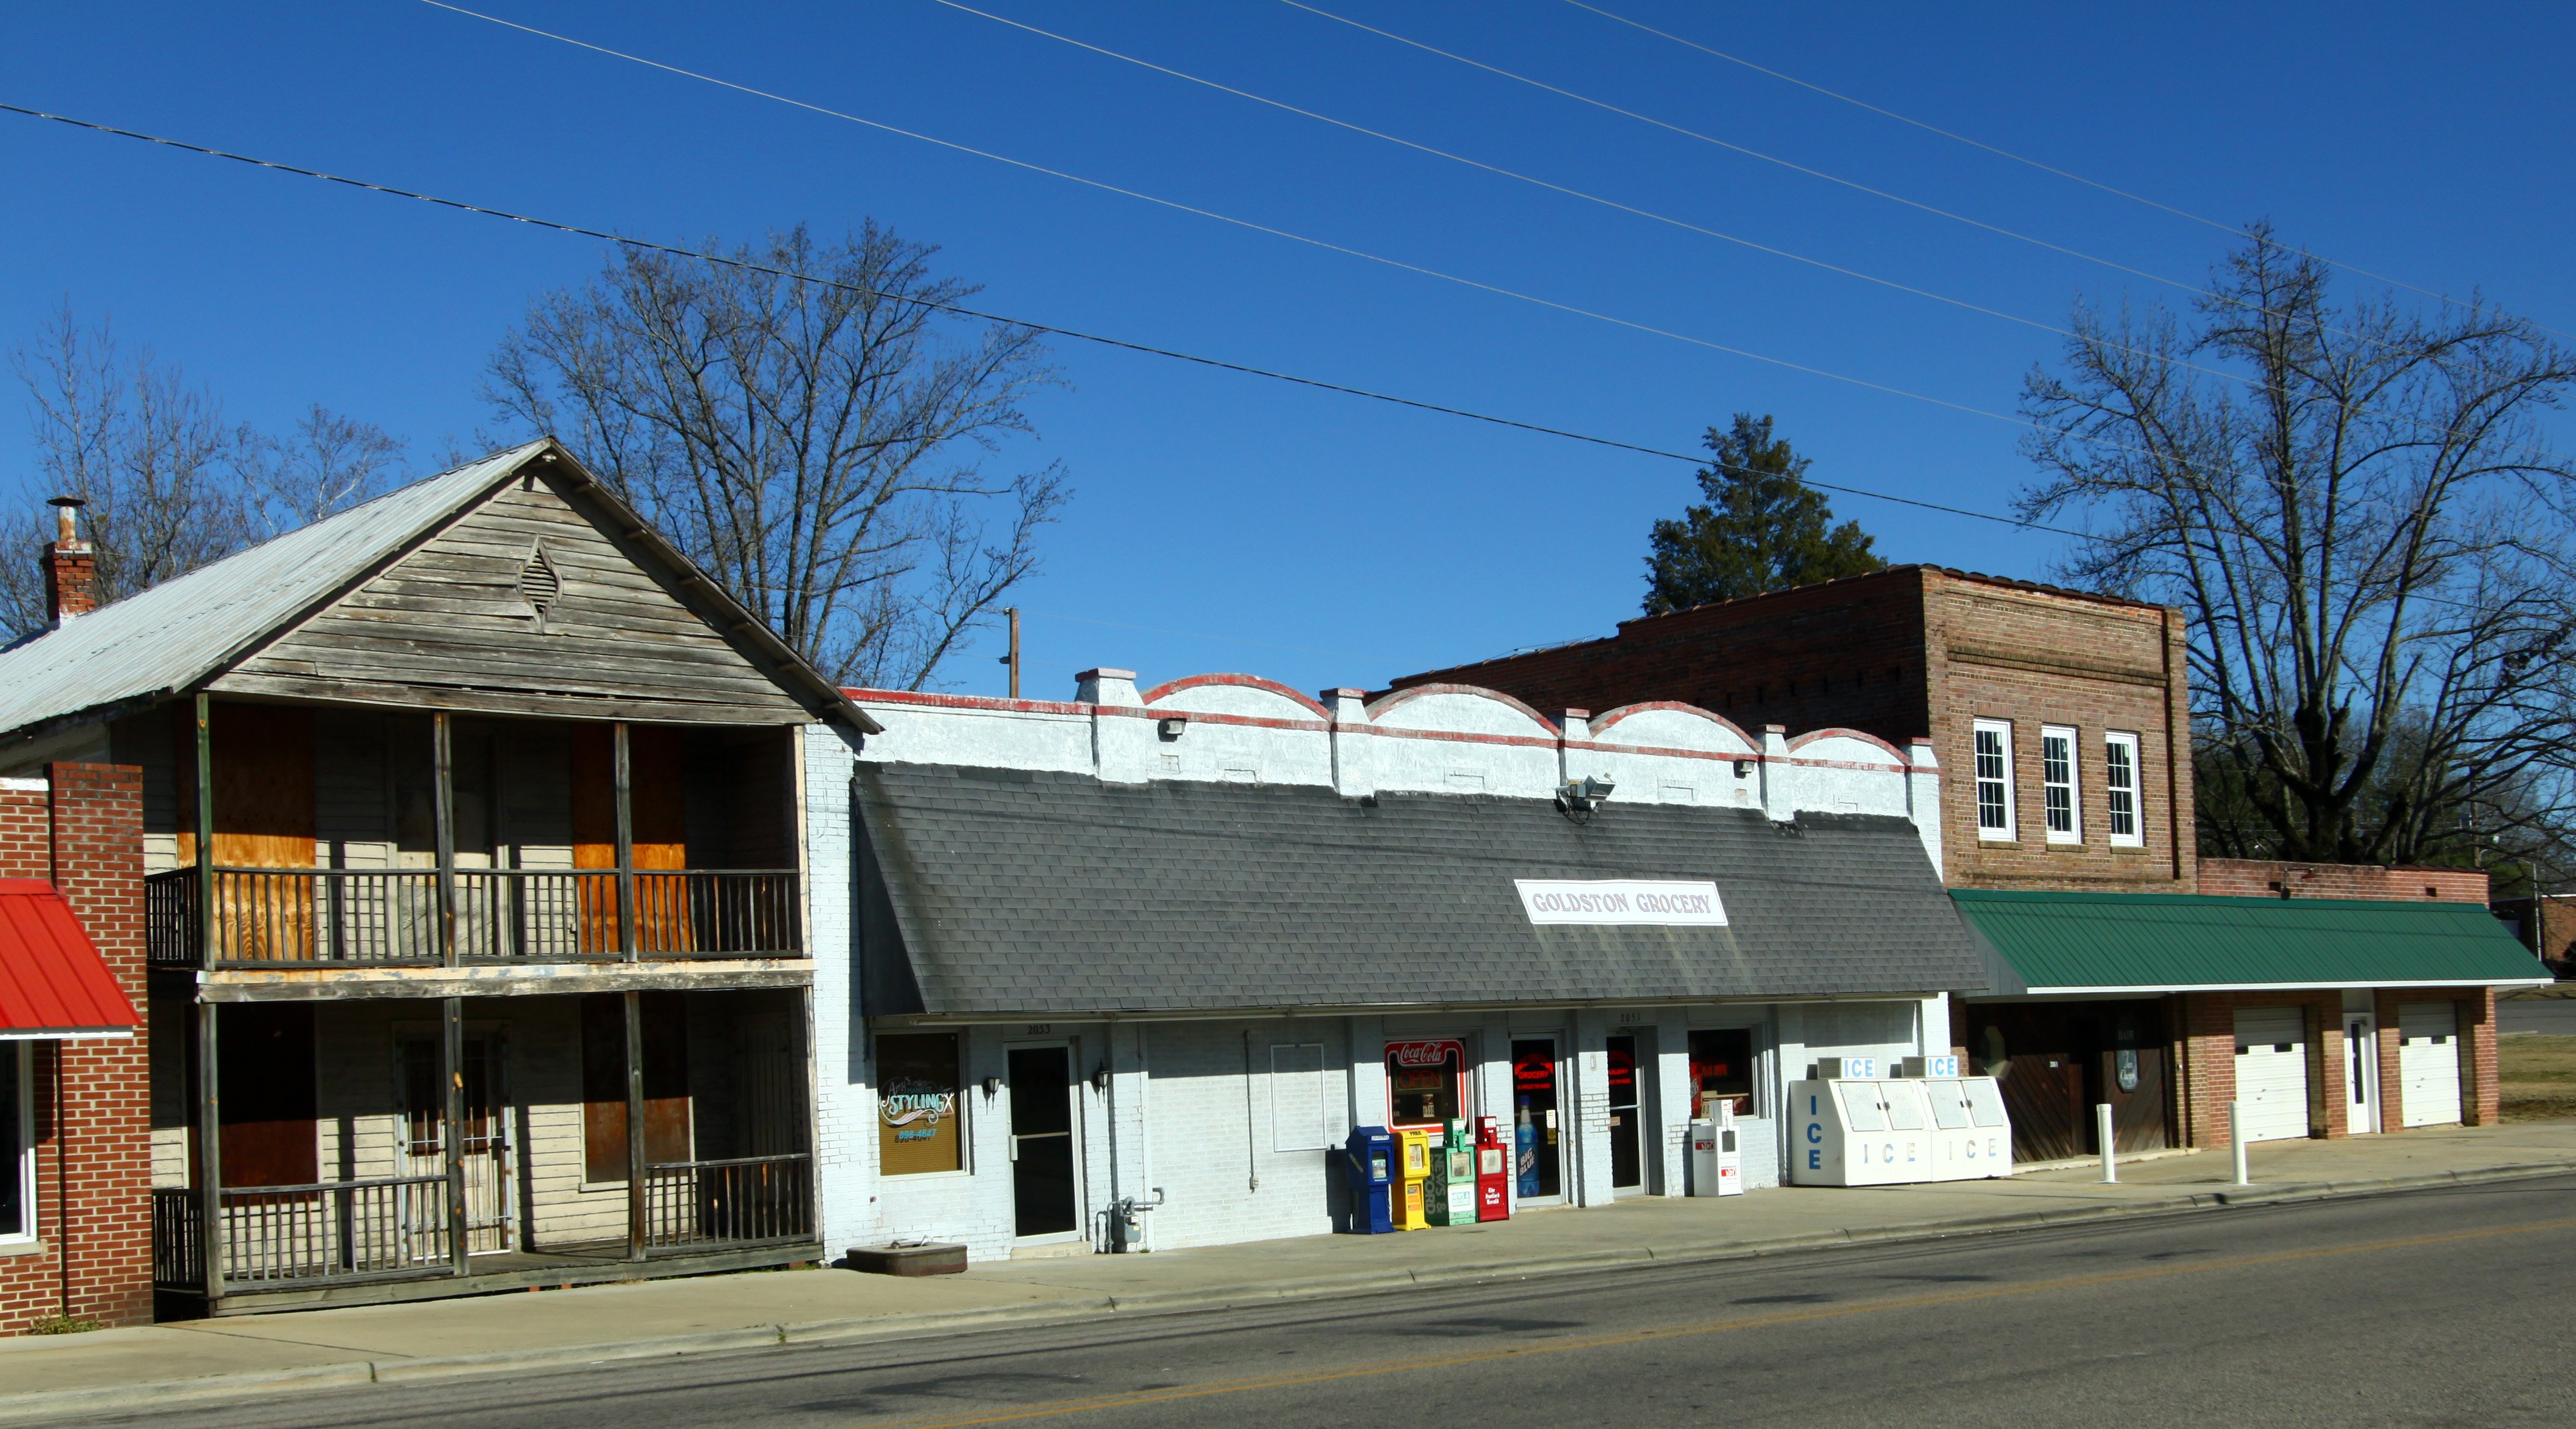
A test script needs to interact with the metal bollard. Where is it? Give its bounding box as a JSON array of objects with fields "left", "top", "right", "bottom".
[
  {"left": 2096, "top": 1103, "right": 2117, "bottom": 1182},
  {"left": 2229, "top": 1098, "right": 2252, "bottom": 1185}
]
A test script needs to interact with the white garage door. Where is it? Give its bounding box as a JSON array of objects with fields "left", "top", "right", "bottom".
[
  {"left": 2398, "top": 1001, "right": 2464, "bottom": 1128},
  {"left": 2234, "top": 1007, "right": 2311, "bottom": 1143}
]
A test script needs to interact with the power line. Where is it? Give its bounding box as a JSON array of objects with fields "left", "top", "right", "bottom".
[
  {"left": 1276, "top": 0, "right": 2219, "bottom": 308},
  {"left": 928, "top": 0, "right": 2184, "bottom": 368},
  {"left": 0, "top": 100, "right": 2082, "bottom": 540},
  {"left": 407, "top": 1, "right": 2042, "bottom": 433},
  {"left": 1561, "top": 0, "right": 2575, "bottom": 343},
  {"left": 512, "top": 0, "right": 2543, "bottom": 482}
]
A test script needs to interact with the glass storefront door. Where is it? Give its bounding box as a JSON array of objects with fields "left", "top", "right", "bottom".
[
  {"left": 1608, "top": 1034, "right": 1644, "bottom": 1191},
  {"left": 1510, "top": 1038, "right": 1563, "bottom": 1202}
]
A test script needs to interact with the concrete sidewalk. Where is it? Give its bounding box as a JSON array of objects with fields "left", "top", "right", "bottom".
[{"left": 9, "top": 1121, "right": 2576, "bottom": 1422}]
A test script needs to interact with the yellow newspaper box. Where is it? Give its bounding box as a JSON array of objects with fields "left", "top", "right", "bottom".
[{"left": 1392, "top": 1128, "right": 1433, "bottom": 1230}]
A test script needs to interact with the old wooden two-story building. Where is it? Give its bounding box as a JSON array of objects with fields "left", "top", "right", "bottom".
[{"left": 0, "top": 440, "right": 875, "bottom": 1317}]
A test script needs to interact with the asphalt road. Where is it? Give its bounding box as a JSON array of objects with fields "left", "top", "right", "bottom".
[
  {"left": 67, "top": 1176, "right": 2576, "bottom": 1429},
  {"left": 2498, "top": 998, "right": 2576, "bottom": 1035}
]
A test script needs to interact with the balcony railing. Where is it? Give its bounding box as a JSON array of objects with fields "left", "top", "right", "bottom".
[
  {"left": 641, "top": 1154, "right": 814, "bottom": 1251},
  {"left": 152, "top": 1178, "right": 454, "bottom": 1290},
  {"left": 145, "top": 867, "right": 801, "bottom": 968}
]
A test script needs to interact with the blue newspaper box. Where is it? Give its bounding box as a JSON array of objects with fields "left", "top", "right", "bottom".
[{"left": 1343, "top": 1125, "right": 1396, "bottom": 1233}]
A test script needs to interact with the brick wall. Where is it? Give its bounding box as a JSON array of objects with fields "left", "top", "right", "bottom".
[
  {"left": 2202, "top": 859, "right": 2491, "bottom": 902},
  {"left": 1389, "top": 566, "right": 2193, "bottom": 893},
  {"left": 0, "top": 763, "right": 152, "bottom": 1335},
  {"left": 2483, "top": 897, "right": 2574, "bottom": 966}
]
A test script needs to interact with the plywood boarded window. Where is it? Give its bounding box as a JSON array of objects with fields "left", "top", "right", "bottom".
[
  {"left": 570, "top": 724, "right": 690, "bottom": 954},
  {"left": 580, "top": 993, "right": 691, "bottom": 1182},
  {"left": 877, "top": 1033, "right": 964, "bottom": 1175},
  {"left": 213, "top": 1002, "right": 317, "bottom": 1187}
]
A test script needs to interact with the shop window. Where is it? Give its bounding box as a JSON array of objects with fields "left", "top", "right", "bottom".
[
  {"left": 1386, "top": 1040, "right": 1465, "bottom": 1128},
  {"left": 1, "top": 1044, "right": 28, "bottom": 1243},
  {"left": 877, "top": 1033, "right": 965, "bottom": 1174},
  {"left": 2041, "top": 725, "right": 2080, "bottom": 843},
  {"left": 1973, "top": 719, "right": 2015, "bottom": 839},
  {"left": 1688, "top": 1027, "right": 1755, "bottom": 1119},
  {"left": 2104, "top": 731, "right": 2143, "bottom": 847}
]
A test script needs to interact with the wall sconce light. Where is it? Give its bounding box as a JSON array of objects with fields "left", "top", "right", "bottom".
[
  {"left": 1557, "top": 775, "right": 1617, "bottom": 818},
  {"left": 1091, "top": 1066, "right": 1111, "bottom": 1091},
  {"left": 1732, "top": 759, "right": 1754, "bottom": 778},
  {"left": 982, "top": 1076, "right": 1003, "bottom": 1097},
  {"left": 1158, "top": 714, "right": 1189, "bottom": 739}
]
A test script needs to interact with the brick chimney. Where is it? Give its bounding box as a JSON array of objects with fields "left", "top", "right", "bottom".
[{"left": 43, "top": 495, "right": 95, "bottom": 623}]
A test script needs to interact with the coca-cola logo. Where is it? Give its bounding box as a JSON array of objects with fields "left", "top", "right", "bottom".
[{"left": 1387, "top": 1039, "right": 1462, "bottom": 1069}]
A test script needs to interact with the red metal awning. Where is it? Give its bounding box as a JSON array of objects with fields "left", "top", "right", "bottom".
[{"left": 0, "top": 879, "right": 139, "bottom": 1040}]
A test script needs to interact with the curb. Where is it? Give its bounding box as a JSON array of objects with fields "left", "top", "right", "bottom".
[{"left": 9, "top": 1157, "right": 2572, "bottom": 1423}]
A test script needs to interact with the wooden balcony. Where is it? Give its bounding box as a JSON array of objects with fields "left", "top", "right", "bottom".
[{"left": 146, "top": 866, "right": 800, "bottom": 969}]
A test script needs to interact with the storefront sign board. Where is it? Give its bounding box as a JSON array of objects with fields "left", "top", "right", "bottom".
[{"left": 1515, "top": 879, "right": 1727, "bottom": 926}]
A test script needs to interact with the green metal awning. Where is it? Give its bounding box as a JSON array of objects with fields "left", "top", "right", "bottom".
[{"left": 1951, "top": 889, "right": 2552, "bottom": 996}]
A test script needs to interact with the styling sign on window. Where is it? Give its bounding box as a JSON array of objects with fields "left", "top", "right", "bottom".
[
  {"left": 1973, "top": 719, "right": 2015, "bottom": 839},
  {"left": 879, "top": 1033, "right": 965, "bottom": 1174},
  {"left": 2104, "top": 731, "right": 2143, "bottom": 847},
  {"left": 1386, "top": 1039, "right": 1465, "bottom": 1128},
  {"left": 2040, "top": 725, "right": 2080, "bottom": 843}
]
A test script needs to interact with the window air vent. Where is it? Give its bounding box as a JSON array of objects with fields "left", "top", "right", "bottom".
[{"left": 519, "top": 544, "right": 562, "bottom": 629}]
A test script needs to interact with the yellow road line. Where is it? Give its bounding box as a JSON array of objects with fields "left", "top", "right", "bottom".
[{"left": 871, "top": 1214, "right": 2576, "bottom": 1428}]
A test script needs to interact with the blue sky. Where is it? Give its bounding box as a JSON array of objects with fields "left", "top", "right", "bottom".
[{"left": 5, "top": 1, "right": 2571, "bottom": 697}]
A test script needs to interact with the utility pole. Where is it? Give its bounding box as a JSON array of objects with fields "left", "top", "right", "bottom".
[{"left": 997, "top": 606, "right": 1021, "bottom": 700}]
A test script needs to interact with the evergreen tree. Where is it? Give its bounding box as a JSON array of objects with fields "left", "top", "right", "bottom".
[{"left": 1642, "top": 414, "right": 1885, "bottom": 614}]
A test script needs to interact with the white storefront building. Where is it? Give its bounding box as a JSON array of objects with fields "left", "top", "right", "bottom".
[{"left": 806, "top": 669, "right": 1987, "bottom": 1261}]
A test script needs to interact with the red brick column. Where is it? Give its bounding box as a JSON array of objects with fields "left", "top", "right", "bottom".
[
  {"left": 2463, "top": 989, "right": 2499, "bottom": 1126},
  {"left": 0, "top": 763, "right": 151, "bottom": 1335},
  {"left": 2373, "top": 990, "right": 2407, "bottom": 1131},
  {"left": 2177, "top": 992, "right": 2236, "bottom": 1148}
]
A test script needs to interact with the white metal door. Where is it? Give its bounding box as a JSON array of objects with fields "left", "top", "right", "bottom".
[
  {"left": 2345, "top": 1012, "right": 2380, "bottom": 1134},
  {"left": 2398, "top": 1002, "right": 2464, "bottom": 1127},
  {"left": 2233, "top": 1008, "right": 2310, "bottom": 1143}
]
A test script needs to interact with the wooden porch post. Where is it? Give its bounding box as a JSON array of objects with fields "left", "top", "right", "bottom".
[
  {"left": 613, "top": 722, "right": 636, "bottom": 962},
  {"left": 193, "top": 693, "right": 214, "bottom": 964},
  {"left": 194, "top": 1001, "right": 223, "bottom": 1307},
  {"left": 625, "top": 990, "right": 647, "bottom": 1261},
  {"left": 434, "top": 713, "right": 457, "bottom": 969},
  {"left": 193, "top": 694, "right": 224, "bottom": 1303},
  {"left": 443, "top": 997, "right": 469, "bottom": 1277}
]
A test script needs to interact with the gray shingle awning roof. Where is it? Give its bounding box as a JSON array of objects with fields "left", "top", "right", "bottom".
[{"left": 854, "top": 763, "right": 1988, "bottom": 1018}]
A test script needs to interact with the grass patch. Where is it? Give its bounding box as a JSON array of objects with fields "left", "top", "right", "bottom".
[
  {"left": 2499, "top": 1033, "right": 2576, "bottom": 1122},
  {"left": 26, "top": 1315, "right": 102, "bottom": 1335}
]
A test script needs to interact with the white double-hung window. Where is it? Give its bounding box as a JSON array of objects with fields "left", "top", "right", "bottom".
[
  {"left": 2040, "top": 725, "right": 2081, "bottom": 843},
  {"left": 1, "top": 1043, "right": 29, "bottom": 1246},
  {"left": 2104, "top": 730, "right": 2144, "bottom": 848},
  {"left": 1973, "top": 719, "right": 2015, "bottom": 840}
]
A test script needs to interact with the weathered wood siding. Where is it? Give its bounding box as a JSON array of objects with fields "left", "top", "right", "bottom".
[{"left": 212, "top": 470, "right": 813, "bottom": 724}]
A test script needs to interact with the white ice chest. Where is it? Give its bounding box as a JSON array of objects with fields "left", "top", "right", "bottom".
[{"left": 1787, "top": 1056, "right": 2015, "bottom": 1186}]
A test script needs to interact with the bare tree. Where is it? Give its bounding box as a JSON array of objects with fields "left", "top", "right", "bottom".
[
  {"left": 484, "top": 224, "right": 1066, "bottom": 688},
  {"left": 244, "top": 405, "right": 408, "bottom": 537},
  {"left": 3, "top": 308, "right": 254, "bottom": 637},
  {"left": 2021, "top": 226, "right": 2576, "bottom": 864}
]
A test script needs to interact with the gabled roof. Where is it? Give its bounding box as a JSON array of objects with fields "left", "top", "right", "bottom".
[
  {"left": 0, "top": 879, "right": 137, "bottom": 1040},
  {"left": 854, "top": 764, "right": 1988, "bottom": 1017},
  {"left": 0, "top": 440, "right": 878, "bottom": 741},
  {"left": 1954, "top": 889, "right": 2552, "bottom": 995}
]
